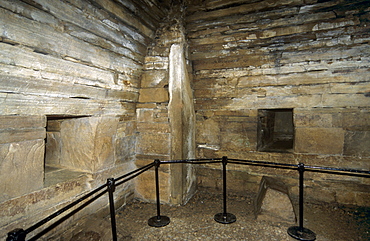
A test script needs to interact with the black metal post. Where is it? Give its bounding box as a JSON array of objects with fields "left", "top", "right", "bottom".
[
  {"left": 214, "top": 156, "right": 236, "bottom": 224},
  {"left": 6, "top": 228, "right": 26, "bottom": 241},
  {"left": 288, "top": 163, "right": 316, "bottom": 241},
  {"left": 107, "top": 178, "right": 118, "bottom": 241},
  {"left": 148, "top": 159, "right": 170, "bottom": 227}
]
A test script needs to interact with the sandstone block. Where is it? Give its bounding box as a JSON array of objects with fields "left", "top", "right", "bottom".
[
  {"left": 295, "top": 128, "right": 344, "bottom": 154},
  {"left": 136, "top": 133, "right": 170, "bottom": 155},
  {"left": 135, "top": 170, "right": 170, "bottom": 202},
  {"left": 60, "top": 117, "right": 119, "bottom": 172},
  {"left": 0, "top": 128, "right": 46, "bottom": 144},
  {"left": 254, "top": 176, "right": 296, "bottom": 224},
  {"left": 45, "top": 132, "right": 61, "bottom": 166},
  {"left": 196, "top": 118, "right": 220, "bottom": 145},
  {"left": 139, "top": 88, "right": 169, "bottom": 103},
  {"left": 294, "top": 113, "right": 334, "bottom": 128},
  {"left": 342, "top": 111, "right": 370, "bottom": 131},
  {"left": 141, "top": 70, "right": 168, "bottom": 88},
  {"left": 137, "top": 122, "right": 171, "bottom": 133},
  {"left": 116, "top": 135, "right": 136, "bottom": 164},
  {"left": 0, "top": 115, "right": 46, "bottom": 144},
  {"left": 0, "top": 115, "right": 46, "bottom": 129},
  {"left": 343, "top": 131, "right": 370, "bottom": 157},
  {"left": 0, "top": 140, "right": 44, "bottom": 202},
  {"left": 137, "top": 108, "right": 155, "bottom": 122},
  {"left": 220, "top": 133, "right": 251, "bottom": 152}
]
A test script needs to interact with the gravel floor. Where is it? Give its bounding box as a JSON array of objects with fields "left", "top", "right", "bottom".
[
  {"left": 114, "top": 189, "right": 369, "bottom": 241},
  {"left": 58, "top": 188, "right": 369, "bottom": 241}
]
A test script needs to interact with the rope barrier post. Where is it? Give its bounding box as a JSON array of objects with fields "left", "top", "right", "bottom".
[
  {"left": 148, "top": 159, "right": 170, "bottom": 227},
  {"left": 6, "top": 228, "right": 26, "bottom": 241},
  {"left": 288, "top": 163, "right": 316, "bottom": 241},
  {"left": 107, "top": 178, "right": 118, "bottom": 241},
  {"left": 214, "top": 156, "right": 236, "bottom": 224}
]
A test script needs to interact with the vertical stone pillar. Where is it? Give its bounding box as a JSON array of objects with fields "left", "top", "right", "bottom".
[
  {"left": 136, "top": 3, "right": 196, "bottom": 205},
  {"left": 168, "top": 43, "right": 196, "bottom": 204}
]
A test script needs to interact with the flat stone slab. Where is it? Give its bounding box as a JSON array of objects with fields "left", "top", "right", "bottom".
[{"left": 254, "top": 176, "right": 296, "bottom": 224}]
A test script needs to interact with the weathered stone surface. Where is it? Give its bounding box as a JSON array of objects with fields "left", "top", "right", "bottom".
[
  {"left": 0, "top": 140, "right": 44, "bottom": 203},
  {"left": 0, "top": 115, "right": 46, "bottom": 129},
  {"left": 45, "top": 132, "right": 61, "bottom": 166},
  {"left": 0, "top": 173, "right": 91, "bottom": 240},
  {"left": 196, "top": 118, "right": 221, "bottom": 144},
  {"left": 141, "top": 70, "right": 168, "bottom": 88},
  {"left": 135, "top": 170, "right": 170, "bottom": 202},
  {"left": 137, "top": 122, "right": 171, "bottom": 133},
  {"left": 254, "top": 177, "right": 296, "bottom": 223},
  {"left": 295, "top": 128, "right": 345, "bottom": 154},
  {"left": 295, "top": 112, "right": 335, "bottom": 128},
  {"left": 138, "top": 88, "right": 169, "bottom": 103},
  {"left": 60, "top": 117, "right": 119, "bottom": 172},
  {"left": 0, "top": 115, "right": 46, "bottom": 144},
  {"left": 0, "top": 128, "right": 46, "bottom": 144},
  {"left": 187, "top": 0, "right": 302, "bottom": 22},
  {"left": 0, "top": 0, "right": 169, "bottom": 239},
  {"left": 342, "top": 111, "right": 370, "bottom": 131},
  {"left": 136, "top": 133, "right": 170, "bottom": 155},
  {"left": 343, "top": 131, "right": 370, "bottom": 157}
]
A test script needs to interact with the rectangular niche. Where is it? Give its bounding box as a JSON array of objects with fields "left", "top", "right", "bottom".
[
  {"left": 44, "top": 115, "right": 90, "bottom": 187},
  {"left": 257, "top": 109, "right": 294, "bottom": 153}
]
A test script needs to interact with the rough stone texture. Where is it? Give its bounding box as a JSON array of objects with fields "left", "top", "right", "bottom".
[
  {"left": 0, "top": 140, "right": 44, "bottom": 203},
  {"left": 344, "top": 131, "right": 370, "bottom": 157},
  {"left": 0, "top": 116, "right": 46, "bottom": 144},
  {"left": 0, "top": 1, "right": 170, "bottom": 238},
  {"left": 295, "top": 128, "right": 345, "bottom": 154},
  {"left": 139, "top": 88, "right": 169, "bottom": 103},
  {"left": 135, "top": 4, "right": 197, "bottom": 205},
  {"left": 135, "top": 170, "right": 170, "bottom": 203},
  {"left": 0, "top": 115, "right": 46, "bottom": 203},
  {"left": 254, "top": 177, "right": 296, "bottom": 224},
  {"left": 1, "top": 0, "right": 370, "bottom": 239},
  {"left": 60, "top": 117, "right": 119, "bottom": 172},
  {"left": 45, "top": 131, "right": 61, "bottom": 166},
  {"left": 136, "top": 133, "right": 171, "bottom": 156},
  {"left": 187, "top": 0, "right": 370, "bottom": 206}
]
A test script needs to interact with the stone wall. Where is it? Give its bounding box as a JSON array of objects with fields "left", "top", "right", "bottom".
[
  {"left": 0, "top": 0, "right": 169, "bottom": 239},
  {"left": 186, "top": 0, "right": 370, "bottom": 206}
]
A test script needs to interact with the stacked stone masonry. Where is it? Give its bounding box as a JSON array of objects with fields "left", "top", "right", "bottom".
[
  {"left": 0, "top": 0, "right": 369, "bottom": 240},
  {"left": 187, "top": 0, "right": 370, "bottom": 206},
  {"left": 0, "top": 0, "right": 170, "bottom": 240}
]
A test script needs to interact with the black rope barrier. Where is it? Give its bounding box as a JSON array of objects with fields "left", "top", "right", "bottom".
[
  {"left": 6, "top": 162, "right": 156, "bottom": 241},
  {"left": 28, "top": 189, "right": 108, "bottom": 241},
  {"left": 6, "top": 156, "right": 370, "bottom": 241},
  {"left": 159, "top": 157, "right": 222, "bottom": 164},
  {"left": 153, "top": 157, "right": 369, "bottom": 241},
  {"left": 115, "top": 162, "right": 156, "bottom": 184},
  {"left": 25, "top": 183, "right": 108, "bottom": 236}
]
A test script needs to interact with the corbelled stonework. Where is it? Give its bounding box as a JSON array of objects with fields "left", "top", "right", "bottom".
[
  {"left": 0, "top": 0, "right": 369, "bottom": 240},
  {"left": 0, "top": 0, "right": 170, "bottom": 240},
  {"left": 186, "top": 0, "right": 370, "bottom": 206}
]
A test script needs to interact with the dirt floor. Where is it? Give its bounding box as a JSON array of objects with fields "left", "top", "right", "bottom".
[{"left": 55, "top": 188, "right": 369, "bottom": 241}]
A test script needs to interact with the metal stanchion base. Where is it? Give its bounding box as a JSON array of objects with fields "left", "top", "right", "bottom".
[
  {"left": 214, "top": 213, "right": 236, "bottom": 224},
  {"left": 287, "top": 226, "right": 316, "bottom": 241},
  {"left": 148, "top": 216, "right": 170, "bottom": 227}
]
